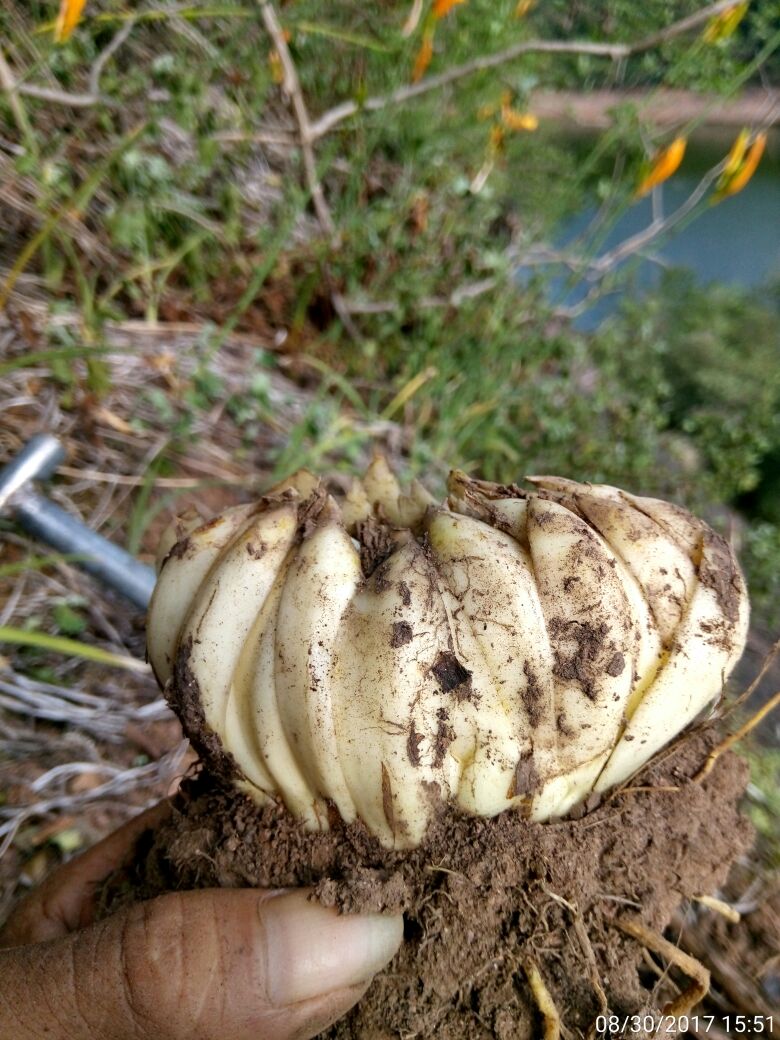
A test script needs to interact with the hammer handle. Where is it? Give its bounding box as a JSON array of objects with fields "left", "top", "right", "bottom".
[{"left": 14, "top": 489, "right": 156, "bottom": 610}]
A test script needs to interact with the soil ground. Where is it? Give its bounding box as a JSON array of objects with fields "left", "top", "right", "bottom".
[{"left": 101, "top": 727, "right": 761, "bottom": 1040}]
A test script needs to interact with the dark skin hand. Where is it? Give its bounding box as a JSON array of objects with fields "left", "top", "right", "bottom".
[{"left": 0, "top": 804, "right": 403, "bottom": 1040}]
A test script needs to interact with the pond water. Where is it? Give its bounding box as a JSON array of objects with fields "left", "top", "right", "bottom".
[{"left": 546, "top": 138, "right": 780, "bottom": 329}]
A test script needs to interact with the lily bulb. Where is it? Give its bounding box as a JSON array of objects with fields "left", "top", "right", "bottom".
[{"left": 147, "top": 458, "right": 749, "bottom": 849}]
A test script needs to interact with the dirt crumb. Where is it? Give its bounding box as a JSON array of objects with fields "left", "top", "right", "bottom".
[
  {"left": 391, "top": 621, "right": 413, "bottom": 648},
  {"left": 431, "top": 650, "right": 473, "bottom": 700}
]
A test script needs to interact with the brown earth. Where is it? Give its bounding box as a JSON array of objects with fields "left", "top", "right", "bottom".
[
  {"left": 531, "top": 88, "right": 780, "bottom": 142},
  {"left": 101, "top": 726, "right": 752, "bottom": 1040}
]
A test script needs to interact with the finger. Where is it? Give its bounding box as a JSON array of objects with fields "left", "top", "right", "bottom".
[
  {"left": 0, "top": 887, "right": 404, "bottom": 1040},
  {"left": 0, "top": 802, "right": 171, "bottom": 946}
]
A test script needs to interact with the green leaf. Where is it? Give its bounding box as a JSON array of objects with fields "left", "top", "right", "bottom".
[
  {"left": 0, "top": 627, "right": 149, "bottom": 673},
  {"left": 51, "top": 828, "right": 84, "bottom": 854},
  {"left": 52, "top": 603, "right": 87, "bottom": 636},
  {"left": 292, "top": 20, "right": 390, "bottom": 53},
  {"left": 86, "top": 356, "right": 112, "bottom": 397}
]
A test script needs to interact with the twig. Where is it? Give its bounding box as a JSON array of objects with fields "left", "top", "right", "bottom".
[
  {"left": 257, "top": 1, "right": 365, "bottom": 339},
  {"left": 9, "top": 83, "right": 104, "bottom": 108},
  {"left": 341, "top": 275, "right": 501, "bottom": 317},
  {"left": 1, "top": 18, "right": 136, "bottom": 112},
  {"left": 55, "top": 465, "right": 254, "bottom": 488},
  {"left": 307, "top": 0, "right": 741, "bottom": 140},
  {"left": 0, "top": 670, "right": 170, "bottom": 741},
  {"left": 589, "top": 163, "right": 721, "bottom": 277},
  {"left": 88, "top": 18, "right": 136, "bottom": 98},
  {"left": 257, "top": 0, "right": 335, "bottom": 238},
  {"left": 211, "top": 127, "right": 299, "bottom": 146},
  {"left": 0, "top": 742, "right": 189, "bottom": 861}
]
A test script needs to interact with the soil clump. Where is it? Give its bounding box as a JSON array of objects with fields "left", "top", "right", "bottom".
[{"left": 101, "top": 727, "right": 752, "bottom": 1039}]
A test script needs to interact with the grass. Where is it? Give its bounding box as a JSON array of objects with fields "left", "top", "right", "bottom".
[
  {"left": 744, "top": 744, "right": 780, "bottom": 867},
  {"left": 0, "top": 626, "right": 149, "bottom": 673}
]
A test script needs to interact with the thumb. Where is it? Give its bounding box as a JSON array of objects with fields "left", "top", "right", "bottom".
[{"left": 0, "top": 888, "right": 404, "bottom": 1040}]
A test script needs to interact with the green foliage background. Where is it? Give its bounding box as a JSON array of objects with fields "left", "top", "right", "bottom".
[{"left": 1, "top": 0, "right": 780, "bottom": 631}]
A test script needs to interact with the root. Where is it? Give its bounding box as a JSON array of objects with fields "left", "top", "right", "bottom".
[
  {"left": 524, "top": 958, "right": 561, "bottom": 1040},
  {"left": 695, "top": 688, "right": 780, "bottom": 782},
  {"left": 541, "top": 885, "right": 608, "bottom": 1017},
  {"left": 571, "top": 913, "right": 609, "bottom": 1017},
  {"left": 614, "top": 918, "right": 710, "bottom": 1018},
  {"left": 725, "top": 635, "right": 780, "bottom": 715},
  {"left": 691, "top": 893, "right": 741, "bottom": 924}
]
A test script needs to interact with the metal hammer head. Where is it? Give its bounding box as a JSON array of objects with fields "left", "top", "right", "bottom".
[
  {"left": 0, "top": 434, "right": 156, "bottom": 609},
  {"left": 0, "top": 435, "right": 66, "bottom": 514}
]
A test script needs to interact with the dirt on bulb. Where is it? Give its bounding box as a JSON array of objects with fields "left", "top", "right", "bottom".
[{"left": 99, "top": 727, "right": 752, "bottom": 1040}]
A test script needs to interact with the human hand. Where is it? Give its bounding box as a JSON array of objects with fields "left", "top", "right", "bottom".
[{"left": 0, "top": 803, "right": 404, "bottom": 1040}]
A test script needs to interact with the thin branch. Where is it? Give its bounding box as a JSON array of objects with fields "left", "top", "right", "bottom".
[
  {"left": 257, "top": 0, "right": 335, "bottom": 237},
  {"left": 342, "top": 275, "right": 502, "bottom": 316},
  {"left": 0, "top": 670, "right": 170, "bottom": 741},
  {"left": 211, "top": 127, "right": 299, "bottom": 146},
  {"left": 308, "top": 0, "right": 741, "bottom": 140},
  {"left": 547, "top": 155, "right": 729, "bottom": 321},
  {"left": 257, "top": 0, "right": 366, "bottom": 339},
  {"left": 2, "top": 18, "right": 137, "bottom": 112},
  {"left": 10, "top": 83, "right": 102, "bottom": 107},
  {"left": 590, "top": 169, "right": 718, "bottom": 276},
  {"left": 89, "top": 18, "right": 136, "bottom": 97},
  {"left": 0, "top": 743, "right": 188, "bottom": 861}
]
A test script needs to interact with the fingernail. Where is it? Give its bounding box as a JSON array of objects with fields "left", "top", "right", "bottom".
[{"left": 260, "top": 890, "right": 403, "bottom": 1006}]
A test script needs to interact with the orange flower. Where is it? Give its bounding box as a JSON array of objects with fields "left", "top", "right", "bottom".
[
  {"left": 720, "top": 128, "right": 750, "bottom": 181},
  {"left": 635, "top": 137, "right": 687, "bottom": 198},
  {"left": 54, "top": 0, "right": 87, "bottom": 42},
  {"left": 501, "top": 104, "right": 538, "bottom": 132},
  {"left": 412, "top": 30, "right": 434, "bottom": 82},
  {"left": 433, "top": 0, "right": 466, "bottom": 17},
  {"left": 489, "top": 124, "right": 506, "bottom": 155},
  {"left": 715, "top": 132, "right": 766, "bottom": 200},
  {"left": 703, "top": 1, "right": 749, "bottom": 44}
]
